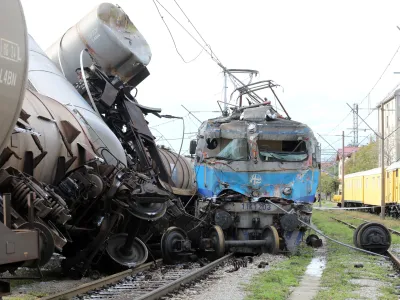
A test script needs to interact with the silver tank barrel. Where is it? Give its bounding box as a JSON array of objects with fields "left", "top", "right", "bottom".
[
  {"left": 158, "top": 147, "right": 196, "bottom": 196},
  {"left": 46, "top": 3, "right": 151, "bottom": 86},
  {"left": 0, "top": 0, "right": 28, "bottom": 153},
  {"left": 27, "top": 35, "right": 127, "bottom": 166}
]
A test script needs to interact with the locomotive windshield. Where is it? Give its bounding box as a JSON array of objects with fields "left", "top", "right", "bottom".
[
  {"left": 215, "top": 138, "right": 249, "bottom": 160},
  {"left": 257, "top": 139, "right": 308, "bottom": 162}
]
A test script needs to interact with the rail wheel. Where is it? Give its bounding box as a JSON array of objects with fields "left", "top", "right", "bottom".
[
  {"left": 19, "top": 222, "right": 55, "bottom": 267},
  {"left": 262, "top": 225, "right": 280, "bottom": 254},
  {"left": 128, "top": 202, "right": 167, "bottom": 221},
  {"left": 209, "top": 225, "right": 225, "bottom": 258},
  {"left": 161, "top": 227, "right": 189, "bottom": 264},
  {"left": 356, "top": 222, "right": 391, "bottom": 254},
  {"left": 353, "top": 222, "right": 369, "bottom": 248},
  {"left": 106, "top": 233, "right": 148, "bottom": 267}
]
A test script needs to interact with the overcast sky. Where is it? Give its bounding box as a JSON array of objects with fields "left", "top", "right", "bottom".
[{"left": 20, "top": 0, "right": 400, "bottom": 159}]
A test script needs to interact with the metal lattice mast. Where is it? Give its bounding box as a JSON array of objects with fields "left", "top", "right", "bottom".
[{"left": 352, "top": 103, "right": 359, "bottom": 145}]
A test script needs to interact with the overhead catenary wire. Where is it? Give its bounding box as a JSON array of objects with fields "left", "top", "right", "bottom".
[
  {"left": 153, "top": 0, "right": 258, "bottom": 101},
  {"left": 152, "top": 0, "right": 220, "bottom": 65},
  {"left": 323, "top": 40, "right": 400, "bottom": 145},
  {"left": 326, "top": 110, "right": 352, "bottom": 135},
  {"left": 150, "top": 114, "right": 189, "bottom": 128},
  {"left": 359, "top": 41, "right": 400, "bottom": 106},
  {"left": 152, "top": 0, "right": 203, "bottom": 63},
  {"left": 172, "top": 0, "right": 223, "bottom": 64},
  {"left": 151, "top": 127, "right": 177, "bottom": 151}
]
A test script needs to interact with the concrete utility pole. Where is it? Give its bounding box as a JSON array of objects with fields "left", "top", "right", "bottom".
[
  {"left": 319, "top": 142, "right": 322, "bottom": 208},
  {"left": 346, "top": 102, "right": 386, "bottom": 219},
  {"left": 341, "top": 131, "right": 345, "bottom": 208},
  {"left": 380, "top": 105, "right": 385, "bottom": 219}
]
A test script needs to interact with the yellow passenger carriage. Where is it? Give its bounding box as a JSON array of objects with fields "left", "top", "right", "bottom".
[{"left": 333, "top": 162, "right": 400, "bottom": 216}]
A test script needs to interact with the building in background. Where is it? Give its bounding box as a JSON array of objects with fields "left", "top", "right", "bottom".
[
  {"left": 336, "top": 146, "right": 359, "bottom": 179},
  {"left": 377, "top": 88, "right": 400, "bottom": 166},
  {"left": 336, "top": 146, "right": 359, "bottom": 195}
]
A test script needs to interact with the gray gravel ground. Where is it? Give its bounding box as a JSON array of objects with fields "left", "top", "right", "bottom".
[
  {"left": 3, "top": 254, "right": 95, "bottom": 299},
  {"left": 165, "top": 253, "right": 286, "bottom": 300},
  {"left": 4, "top": 254, "right": 286, "bottom": 300}
]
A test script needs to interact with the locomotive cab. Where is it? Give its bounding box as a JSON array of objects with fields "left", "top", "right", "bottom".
[{"left": 194, "top": 96, "right": 320, "bottom": 254}]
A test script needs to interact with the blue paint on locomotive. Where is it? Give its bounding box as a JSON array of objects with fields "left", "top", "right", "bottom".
[{"left": 195, "top": 165, "right": 319, "bottom": 203}]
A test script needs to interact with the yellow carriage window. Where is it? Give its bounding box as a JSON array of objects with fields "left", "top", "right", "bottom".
[{"left": 397, "top": 169, "right": 398, "bottom": 177}]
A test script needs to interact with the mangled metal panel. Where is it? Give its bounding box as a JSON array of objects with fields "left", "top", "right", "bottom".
[
  {"left": 240, "top": 105, "right": 277, "bottom": 122},
  {"left": 27, "top": 35, "right": 127, "bottom": 166},
  {"left": 196, "top": 164, "right": 318, "bottom": 203}
]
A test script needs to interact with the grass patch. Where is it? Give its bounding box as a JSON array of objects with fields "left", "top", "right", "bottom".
[
  {"left": 9, "top": 279, "right": 36, "bottom": 288},
  {"left": 245, "top": 246, "right": 313, "bottom": 300},
  {"left": 318, "top": 199, "right": 337, "bottom": 208},
  {"left": 3, "top": 280, "right": 48, "bottom": 300},
  {"left": 28, "top": 291, "right": 48, "bottom": 298},
  {"left": 312, "top": 210, "right": 400, "bottom": 300}
]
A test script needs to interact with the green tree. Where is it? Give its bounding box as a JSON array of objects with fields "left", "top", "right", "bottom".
[
  {"left": 324, "top": 162, "right": 338, "bottom": 177},
  {"left": 344, "top": 141, "right": 378, "bottom": 175},
  {"left": 320, "top": 173, "right": 339, "bottom": 195}
]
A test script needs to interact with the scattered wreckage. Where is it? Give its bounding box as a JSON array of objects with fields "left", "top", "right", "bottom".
[{"left": 0, "top": 3, "right": 321, "bottom": 291}]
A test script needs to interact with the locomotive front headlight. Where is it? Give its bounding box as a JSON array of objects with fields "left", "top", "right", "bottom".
[{"left": 282, "top": 187, "right": 292, "bottom": 195}]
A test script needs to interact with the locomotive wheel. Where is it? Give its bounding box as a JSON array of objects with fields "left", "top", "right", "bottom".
[
  {"left": 161, "top": 227, "right": 188, "bottom": 265},
  {"left": 353, "top": 222, "right": 369, "bottom": 248},
  {"left": 356, "top": 222, "right": 391, "bottom": 254},
  {"left": 19, "top": 222, "right": 55, "bottom": 267},
  {"left": 262, "top": 225, "right": 280, "bottom": 254},
  {"left": 209, "top": 225, "right": 225, "bottom": 258},
  {"left": 106, "top": 233, "right": 148, "bottom": 268}
]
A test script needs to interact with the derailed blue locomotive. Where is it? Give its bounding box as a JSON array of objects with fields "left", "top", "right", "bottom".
[{"left": 190, "top": 81, "right": 321, "bottom": 254}]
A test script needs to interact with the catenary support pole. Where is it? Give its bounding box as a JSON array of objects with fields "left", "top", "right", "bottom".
[
  {"left": 381, "top": 105, "right": 385, "bottom": 219},
  {"left": 319, "top": 142, "right": 322, "bottom": 208},
  {"left": 341, "top": 131, "right": 345, "bottom": 208}
]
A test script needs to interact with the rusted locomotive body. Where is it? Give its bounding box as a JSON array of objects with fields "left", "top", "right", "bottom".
[{"left": 191, "top": 81, "right": 321, "bottom": 253}]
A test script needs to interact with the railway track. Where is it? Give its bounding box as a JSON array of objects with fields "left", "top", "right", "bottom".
[
  {"left": 350, "top": 216, "right": 400, "bottom": 236},
  {"left": 330, "top": 217, "right": 400, "bottom": 270},
  {"left": 43, "top": 254, "right": 234, "bottom": 300}
]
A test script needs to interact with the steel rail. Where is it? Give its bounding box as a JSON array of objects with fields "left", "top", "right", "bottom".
[
  {"left": 388, "top": 250, "right": 400, "bottom": 269},
  {"left": 350, "top": 216, "right": 400, "bottom": 236},
  {"left": 330, "top": 217, "right": 357, "bottom": 229},
  {"left": 330, "top": 216, "right": 400, "bottom": 267},
  {"left": 42, "top": 259, "right": 162, "bottom": 300},
  {"left": 135, "top": 253, "right": 233, "bottom": 300}
]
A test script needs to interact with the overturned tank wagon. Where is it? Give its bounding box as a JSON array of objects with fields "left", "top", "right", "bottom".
[
  {"left": 0, "top": 2, "right": 223, "bottom": 281},
  {"left": 190, "top": 79, "right": 321, "bottom": 254},
  {"left": 31, "top": 2, "right": 220, "bottom": 270}
]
